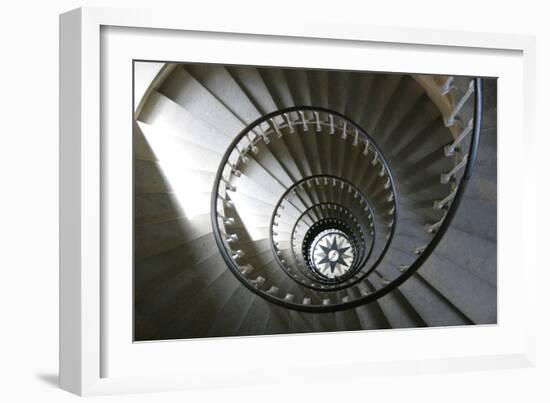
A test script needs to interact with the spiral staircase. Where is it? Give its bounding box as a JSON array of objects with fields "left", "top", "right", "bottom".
[{"left": 133, "top": 63, "right": 497, "bottom": 341}]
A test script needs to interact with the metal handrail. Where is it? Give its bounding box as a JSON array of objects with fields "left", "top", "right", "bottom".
[{"left": 210, "top": 79, "right": 481, "bottom": 312}]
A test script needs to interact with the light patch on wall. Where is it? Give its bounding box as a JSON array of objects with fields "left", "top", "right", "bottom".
[{"left": 137, "top": 120, "right": 213, "bottom": 221}]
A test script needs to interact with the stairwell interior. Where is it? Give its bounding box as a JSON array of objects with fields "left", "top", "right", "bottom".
[{"left": 133, "top": 62, "right": 497, "bottom": 341}]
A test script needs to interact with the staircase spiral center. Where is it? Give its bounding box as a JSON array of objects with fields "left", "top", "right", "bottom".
[
  {"left": 309, "top": 229, "right": 355, "bottom": 280},
  {"left": 328, "top": 250, "right": 340, "bottom": 262},
  {"left": 211, "top": 106, "right": 403, "bottom": 308}
]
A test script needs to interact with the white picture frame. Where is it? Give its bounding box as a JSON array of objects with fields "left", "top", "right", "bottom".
[{"left": 59, "top": 6, "right": 537, "bottom": 396}]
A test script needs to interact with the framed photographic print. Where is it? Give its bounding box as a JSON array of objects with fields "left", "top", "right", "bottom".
[{"left": 60, "top": 6, "right": 537, "bottom": 396}]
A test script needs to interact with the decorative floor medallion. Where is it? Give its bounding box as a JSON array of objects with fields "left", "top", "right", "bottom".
[{"left": 309, "top": 229, "right": 355, "bottom": 279}]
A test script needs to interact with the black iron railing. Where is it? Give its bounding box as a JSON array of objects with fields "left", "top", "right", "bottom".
[{"left": 210, "top": 77, "right": 482, "bottom": 312}]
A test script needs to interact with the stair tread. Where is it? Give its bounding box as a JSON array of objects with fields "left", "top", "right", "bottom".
[
  {"left": 185, "top": 64, "right": 263, "bottom": 125},
  {"left": 398, "top": 274, "right": 473, "bottom": 326},
  {"left": 135, "top": 232, "right": 218, "bottom": 297},
  {"left": 158, "top": 269, "right": 241, "bottom": 339},
  {"left": 227, "top": 66, "right": 279, "bottom": 115},
  {"left": 160, "top": 67, "right": 247, "bottom": 138},
  {"left": 137, "top": 120, "right": 222, "bottom": 172},
  {"left": 135, "top": 159, "right": 215, "bottom": 194},
  {"left": 135, "top": 192, "right": 211, "bottom": 226},
  {"left": 418, "top": 256, "right": 497, "bottom": 324},
  {"left": 138, "top": 90, "right": 233, "bottom": 154}
]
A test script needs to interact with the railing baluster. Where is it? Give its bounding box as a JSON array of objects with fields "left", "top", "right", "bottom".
[
  {"left": 251, "top": 276, "right": 265, "bottom": 287},
  {"left": 221, "top": 177, "right": 236, "bottom": 192},
  {"left": 228, "top": 163, "right": 241, "bottom": 177},
  {"left": 445, "top": 80, "right": 475, "bottom": 127},
  {"left": 434, "top": 186, "right": 458, "bottom": 210},
  {"left": 440, "top": 76, "right": 455, "bottom": 95},
  {"left": 218, "top": 194, "right": 233, "bottom": 208},
  {"left": 371, "top": 152, "right": 379, "bottom": 166},
  {"left": 226, "top": 234, "right": 239, "bottom": 243},
  {"left": 270, "top": 118, "right": 283, "bottom": 138},
  {"left": 259, "top": 123, "right": 270, "bottom": 144},
  {"left": 246, "top": 133, "right": 259, "bottom": 153},
  {"left": 425, "top": 214, "right": 446, "bottom": 233},
  {"left": 299, "top": 110, "right": 308, "bottom": 131},
  {"left": 398, "top": 264, "right": 409, "bottom": 273},
  {"left": 441, "top": 153, "right": 468, "bottom": 184},
  {"left": 284, "top": 112, "right": 294, "bottom": 133},
  {"left": 413, "top": 246, "right": 425, "bottom": 255},
  {"left": 219, "top": 214, "right": 235, "bottom": 226},
  {"left": 342, "top": 121, "right": 348, "bottom": 139},
  {"left": 314, "top": 111, "right": 322, "bottom": 132},
  {"left": 239, "top": 264, "right": 254, "bottom": 275},
  {"left": 363, "top": 140, "right": 370, "bottom": 156},
  {"left": 444, "top": 118, "right": 474, "bottom": 156},
  {"left": 236, "top": 145, "right": 249, "bottom": 164}
]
